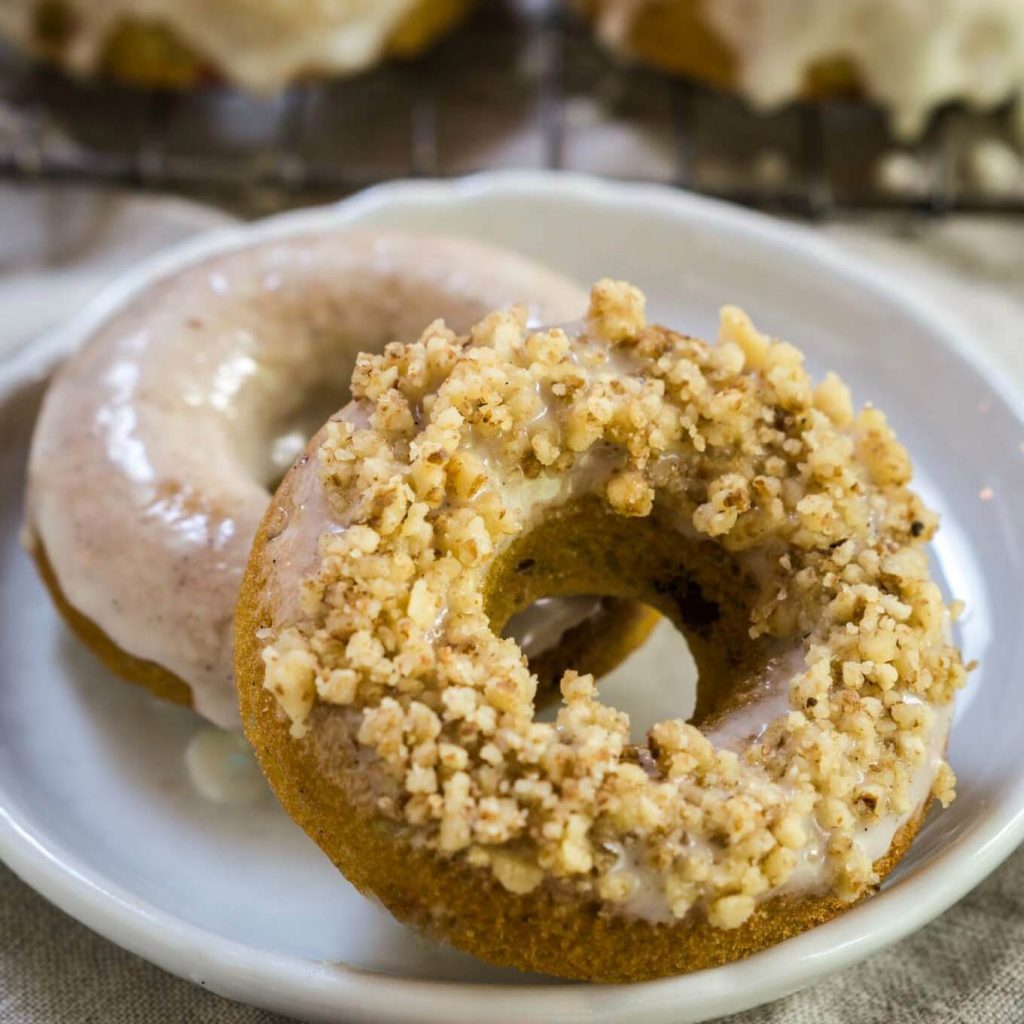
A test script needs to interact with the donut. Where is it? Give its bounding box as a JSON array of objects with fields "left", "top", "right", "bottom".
[
  {"left": 0, "top": 0, "right": 473, "bottom": 90},
  {"left": 26, "top": 230, "right": 661, "bottom": 727},
  {"left": 576, "top": 0, "right": 1024, "bottom": 138},
  {"left": 236, "top": 280, "right": 968, "bottom": 980}
]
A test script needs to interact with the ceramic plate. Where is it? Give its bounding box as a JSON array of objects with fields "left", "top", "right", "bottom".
[{"left": 2, "top": 172, "right": 1023, "bottom": 1024}]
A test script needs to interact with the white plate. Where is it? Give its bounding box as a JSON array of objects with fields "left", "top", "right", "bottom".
[{"left": 2, "top": 172, "right": 1023, "bottom": 1024}]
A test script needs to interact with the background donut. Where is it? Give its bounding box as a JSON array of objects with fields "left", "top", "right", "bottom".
[
  {"left": 1, "top": 0, "right": 474, "bottom": 90},
  {"left": 28, "top": 230, "right": 649, "bottom": 726},
  {"left": 576, "top": 0, "right": 859, "bottom": 100}
]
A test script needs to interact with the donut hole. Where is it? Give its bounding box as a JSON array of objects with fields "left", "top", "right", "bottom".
[
  {"left": 249, "top": 377, "right": 360, "bottom": 493},
  {"left": 484, "top": 496, "right": 782, "bottom": 744},
  {"left": 506, "top": 599, "right": 701, "bottom": 739},
  {"left": 501, "top": 595, "right": 665, "bottom": 719}
]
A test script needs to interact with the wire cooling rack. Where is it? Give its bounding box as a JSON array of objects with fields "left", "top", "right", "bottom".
[{"left": 1, "top": 1, "right": 1023, "bottom": 217}]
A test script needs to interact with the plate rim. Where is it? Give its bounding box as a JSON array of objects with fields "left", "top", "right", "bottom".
[{"left": 3, "top": 169, "right": 1024, "bottom": 1024}]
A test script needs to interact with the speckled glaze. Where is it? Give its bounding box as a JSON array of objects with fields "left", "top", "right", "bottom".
[{"left": 25, "top": 230, "right": 586, "bottom": 726}]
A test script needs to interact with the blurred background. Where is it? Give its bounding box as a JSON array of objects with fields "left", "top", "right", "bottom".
[{"left": 2, "top": 0, "right": 1022, "bottom": 218}]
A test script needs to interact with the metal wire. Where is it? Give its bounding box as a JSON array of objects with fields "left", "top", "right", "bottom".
[{"left": 1, "top": 1, "right": 1022, "bottom": 217}]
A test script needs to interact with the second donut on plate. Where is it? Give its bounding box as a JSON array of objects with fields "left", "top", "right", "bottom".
[{"left": 26, "top": 230, "right": 657, "bottom": 726}]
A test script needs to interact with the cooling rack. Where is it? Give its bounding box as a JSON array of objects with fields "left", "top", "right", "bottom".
[{"left": 1, "top": 1, "right": 1022, "bottom": 217}]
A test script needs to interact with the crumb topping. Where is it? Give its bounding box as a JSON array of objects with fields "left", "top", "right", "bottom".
[{"left": 260, "top": 281, "right": 968, "bottom": 927}]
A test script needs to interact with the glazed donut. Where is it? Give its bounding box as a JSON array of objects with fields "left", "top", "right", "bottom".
[
  {"left": 27, "top": 230, "right": 660, "bottom": 727},
  {"left": 0, "top": 0, "right": 472, "bottom": 90},
  {"left": 577, "top": 0, "right": 1024, "bottom": 138},
  {"left": 237, "top": 280, "right": 968, "bottom": 980}
]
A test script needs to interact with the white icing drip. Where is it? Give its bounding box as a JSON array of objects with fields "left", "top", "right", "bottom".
[
  {"left": 705, "top": 648, "right": 807, "bottom": 752},
  {"left": 0, "top": 0, "right": 431, "bottom": 92},
  {"left": 26, "top": 231, "right": 586, "bottom": 727},
  {"left": 605, "top": 839, "right": 683, "bottom": 925},
  {"left": 185, "top": 727, "right": 267, "bottom": 804}
]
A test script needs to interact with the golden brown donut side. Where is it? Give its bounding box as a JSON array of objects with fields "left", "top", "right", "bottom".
[
  {"left": 31, "top": 537, "right": 193, "bottom": 709},
  {"left": 235, "top": 465, "right": 929, "bottom": 983}
]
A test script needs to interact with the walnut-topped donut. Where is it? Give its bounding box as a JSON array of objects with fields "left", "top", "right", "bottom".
[{"left": 236, "top": 281, "right": 968, "bottom": 980}]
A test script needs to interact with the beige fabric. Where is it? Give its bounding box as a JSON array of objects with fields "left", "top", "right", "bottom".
[
  {"left": 3, "top": 848, "right": 1024, "bottom": 1023},
  {"left": 1, "top": 186, "right": 1022, "bottom": 1022},
  {"left": 0, "top": 864, "right": 279, "bottom": 1022}
]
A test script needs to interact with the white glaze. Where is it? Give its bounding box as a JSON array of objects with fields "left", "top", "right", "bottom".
[
  {"left": 0, "top": 0, "right": 437, "bottom": 91},
  {"left": 704, "top": 648, "right": 808, "bottom": 752},
  {"left": 591, "top": 0, "right": 1024, "bottom": 138},
  {"left": 713, "top": 650, "right": 955, "bottom": 891},
  {"left": 26, "top": 230, "right": 586, "bottom": 726},
  {"left": 874, "top": 150, "right": 930, "bottom": 197},
  {"left": 859, "top": 700, "right": 953, "bottom": 864},
  {"left": 261, "top": 406, "right": 368, "bottom": 633},
  {"left": 185, "top": 727, "right": 267, "bottom": 803}
]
